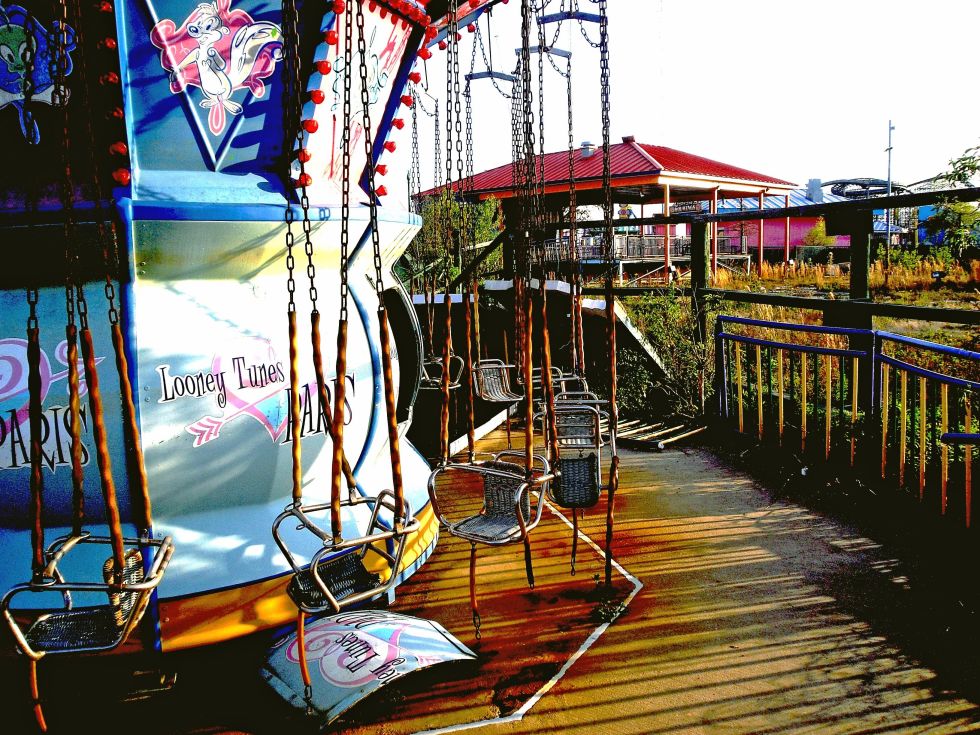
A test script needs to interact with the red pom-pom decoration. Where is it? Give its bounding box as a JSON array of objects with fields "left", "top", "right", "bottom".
[
  {"left": 112, "top": 168, "right": 131, "bottom": 185},
  {"left": 325, "top": 29, "right": 339, "bottom": 45},
  {"left": 376, "top": 185, "right": 388, "bottom": 196},
  {"left": 302, "top": 119, "right": 319, "bottom": 134},
  {"left": 310, "top": 89, "right": 325, "bottom": 104},
  {"left": 391, "top": 117, "right": 406, "bottom": 129},
  {"left": 376, "top": 164, "right": 388, "bottom": 176},
  {"left": 316, "top": 60, "right": 332, "bottom": 75},
  {"left": 418, "top": 47, "right": 432, "bottom": 60},
  {"left": 295, "top": 173, "right": 313, "bottom": 188},
  {"left": 297, "top": 148, "right": 312, "bottom": 163},
  {"left": 438, "top": 40, "right": 447, "bottom": 50},
  {"left": 332, "top": 0, "right": 345, "bottom": 13},
  {"left": 408, "top": 71, "right": 422, "bottom": 84},
  {"left": 383, "top": 141, "right": 397, "bottom": 153},
  {"left": 108, "top": 141, "right": 128, "bottom": 156},
  {"left": 400, "top": 94, "right": 413, "bottom": 107}
]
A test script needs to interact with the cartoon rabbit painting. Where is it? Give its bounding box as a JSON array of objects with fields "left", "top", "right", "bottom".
[{"left": 151, "top": 1, "right": 282, "bottom": 135}]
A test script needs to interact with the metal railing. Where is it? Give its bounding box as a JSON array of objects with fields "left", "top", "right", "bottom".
[
  {"left": 716, "top": 316, "right": 979, "bottom": 528},
  {"left": 543, "top": 234, "right": 697, "bottom": 262}
]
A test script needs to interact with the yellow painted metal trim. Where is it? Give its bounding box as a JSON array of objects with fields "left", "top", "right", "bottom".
[{"left": 157, "top": 503, "right": 439, "bottom": 651}]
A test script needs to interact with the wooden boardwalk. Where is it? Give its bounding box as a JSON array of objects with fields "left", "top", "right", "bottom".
[{"left": 341, "top": 430, "right": 980, "bottom": 734}]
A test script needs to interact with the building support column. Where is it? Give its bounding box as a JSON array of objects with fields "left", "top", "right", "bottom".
[
  {"left": 711, "top": 187, "right": 719, "bottom": 278},
  {"left": 691, "top": 220, "right": 710, "bottom": 412},
  {"left": 757, "top": 189, "right": 766, "bottom": 275},
  {"left": 783, "top": 194, "right": 791, "bottom": 265},
  {"left": 663, "top": 183, "right": 671, "bottom": 282}
]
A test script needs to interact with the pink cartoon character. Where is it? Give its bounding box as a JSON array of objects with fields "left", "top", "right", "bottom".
[{"left": 151, "top": 1, "right": 282, "bottom": 135}]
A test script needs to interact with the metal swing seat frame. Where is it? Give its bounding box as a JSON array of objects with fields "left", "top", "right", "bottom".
[
  {"left": 472, "top": 358, "right": 524, "bottom": 404},
  {"left": 272, "top": 487, "right": 420, "bottom": 615},
  {"left": 419, "top": 351, "right": 465, "bottom": 391},
  {"left": 537, "top": 403, "right": 615, "bottom": 510},
  {"left": 428, "top": 451, "right": 552, "bottom": 547},
  {"left": 2, "top": 532, "right": 174, "bottom": 660}
]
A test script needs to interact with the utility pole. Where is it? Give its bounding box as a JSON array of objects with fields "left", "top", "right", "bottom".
[{"left": 884, "top": 120, "right": 895, "bottom": 287}]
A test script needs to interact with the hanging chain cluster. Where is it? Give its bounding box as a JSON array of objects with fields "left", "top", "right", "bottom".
[
  {"left": 356, "top": 0, "right": 386, "bottom": 307},
  {"left": 599, "top": 0, "right": 612, "bottom": 267},
  {"left": 281, "top": 0, "right": 301, "bottom": 314},
  {"left": 409, "top": 88, "right": 421, "bottom": 212},
  {"left": 474, "top": 23, "right": 510, "bottom": 98},
  {"left": 339, "top": 1, "right": 354, "bottom": 323},
  {"left": 576, "top": 0, "right": 602, "bottom": 48}
]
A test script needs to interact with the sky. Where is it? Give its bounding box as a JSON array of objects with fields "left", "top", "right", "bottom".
[{"left": 391, "top": 0, "right": 980, "bottom": 206}]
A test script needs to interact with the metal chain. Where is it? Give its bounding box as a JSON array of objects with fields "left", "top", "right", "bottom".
[
  {"left": 282, "top": 0, "right": 317, "bottom": 313},
  {"left": 21, "top": 12, "right": 37, "bottom": 145},
  {"left": 355, "top": 0, "right": 386, "bottom": 303},
  {"left": 520, "top": 0, "right": 536, "bottom": 279},
  {"left": 541, "top": 0, "right": 568, "bottom": 78},
  {"left": 444, "top": 0, "right": 457, "bottom": 199},
  {"left": 474, "top": 23, "right": 510, "bottom": 98},
  {"left": 409, "top": 89, "right": 421, "bottom": 213},
  {"left": 576, "top": 0, "right": 602, "bottom": 48},
  {"left": 338, "top": 0, "right": 353, "bottom": 321},
  {"left": 415, "top": 89, "right": 438, "bottom": 117},
  {"left": 22, "top": 12, "right": 39, "bottom": 328},
  {"left": 61, "top": 0, "right": 121, "bottom": 325},
  {"left": 566, "top": 53, "right": 577, "bottom": 268},
  {"left": 433, "top": 105, "right": 441, "bottom": 188},
  {"left": 464, "top": 82, "right": 474, "bottom": 185},
  {"left": 281, "top": 0, "right": 299, "bottom": 313},
  {"left": 51, "top": 0, "right": 75, "bottom": 326},
  {"left": 535, "top": 4, "right": 546, "bottom": 240},
  {"left": 600, "top": 0, "right": 612, "bottom": 265}
]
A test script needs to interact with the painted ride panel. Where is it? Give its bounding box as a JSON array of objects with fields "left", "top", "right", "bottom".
[{"left": 0, "top": 0, "right": 436, "bottom": 653}]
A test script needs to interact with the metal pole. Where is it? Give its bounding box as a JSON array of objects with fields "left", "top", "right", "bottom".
[{"left": 885, "top": 120, "right": 895, "bottom": 286}]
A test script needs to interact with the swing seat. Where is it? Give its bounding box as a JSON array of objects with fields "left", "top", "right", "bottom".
[
  {"left": 2, "top": 534, "right": 174, "bottom": 659},
  {"left": 473, "top": 360, "right": 523, "bottom": 404},
  {"left": 551, "top": 453, "right": 601, "bottom": 509},
  {"left": 419, "top": 354, "right": 465, "bottom": 391},
  {"left": 273, "top": 490, "right": 419, "bottom": 614},
  {"left": 287, "top": 552, "right": 382, "bottom": 611},
  {"left": 428, "top": 453, "right": 551, "bottom": 545}
]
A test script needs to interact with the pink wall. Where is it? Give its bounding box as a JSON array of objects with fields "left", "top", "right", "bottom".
[{"left": 717, "top": 217, "right": 850, "bottom": 250}]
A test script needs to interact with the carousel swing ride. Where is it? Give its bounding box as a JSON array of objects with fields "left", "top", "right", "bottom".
[{"left": 0, "top": 0, "right": 622, "bottom": 728}]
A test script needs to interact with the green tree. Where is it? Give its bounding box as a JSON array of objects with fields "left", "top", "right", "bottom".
[
  {"left": 923, "top": 201, "right": 980, "bottom": 259},
  {"left": 801, "top": 217, "right": 836, "bottom": 248},
  {"left": 926, "top": 142, "right": 980, "bottom": 261},
  {"left": 403, "top": 193, "right": 502, "bottom": 289}
]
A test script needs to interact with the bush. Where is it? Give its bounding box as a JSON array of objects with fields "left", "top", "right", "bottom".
[{"left": 621, "top": 290, "right": 717, "bottom": 419}]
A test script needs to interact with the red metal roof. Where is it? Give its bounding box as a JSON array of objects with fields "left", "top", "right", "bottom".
[
  {"left": 636, "top": 143, "right": 794, "bottom": 186},
  {"left": 421, "top": 138, "right": 795, "bottom": 197}
]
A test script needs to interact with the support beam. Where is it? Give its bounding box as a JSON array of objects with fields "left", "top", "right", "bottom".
[
  {"left": 465, "top": 71, "right": 517, "bottom": 83},
  {"left": 540, "top": 10, "right": 601, "bottom": 24},
  {"left": 663, "top": 184, "right": 671, "bottom": 282},
  {"left": 515, "top": 45, "right": 572, "bottom": 59},
  {"left": 758, "top": 190, "right": 766, "bottom": 275},
  {"left": 710, "top": 188, "right": 719, "bottom": 277},
  {"left": 450, "top": 231, "right": 509, "bottom": 292},
  {"left": 784, "top": 194, "right": 791, "bottom": 264}
]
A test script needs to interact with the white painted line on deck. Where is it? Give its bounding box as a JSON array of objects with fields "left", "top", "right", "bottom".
[{"left": 412, "top": 502, "right": 644, "bottom": 735}]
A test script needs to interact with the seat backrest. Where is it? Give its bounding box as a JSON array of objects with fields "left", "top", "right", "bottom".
[
  {"left": 482, "top": 460, "right": 531, "bottom": 522},
  {"left": 553, "top": 453, "right": 601, "bottom": 509}
]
